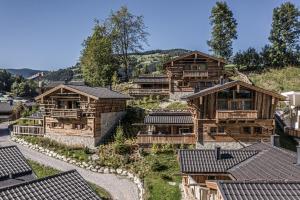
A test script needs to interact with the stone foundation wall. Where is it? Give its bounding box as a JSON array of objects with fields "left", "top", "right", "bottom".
[
  {"left": 169, "top": 91, "right": 194, "bottom": 100},
  {"left": 45, "top": 134, "right": 96, "bottom": 148}
]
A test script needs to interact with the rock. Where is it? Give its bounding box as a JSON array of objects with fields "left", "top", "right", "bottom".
[
  {"left": 91, "top": 154, "right": 99, "bottom": 161},
  {"left": 121, "top": 171, "right": 128, "bottom": 176},
  {"left": 110, "top": 168, "right": 116, "bottom": 174},
  {"left": 103, "top": 168, "right": 109, "bottom": 174},
  {"left": 91, "top": 168, "right": 97, "bottom": 172},
  {"left": 116, "top": 168, "right": 122, "bottom": 174},
  {"left": 168, "top": 182, "right": 176, "bottom": 186},
  {"left": 127, "top": 173, "right": 134, "bottom": 179},
  {"left": 98, "top": 168, "right": 104, "bottom": 173}
]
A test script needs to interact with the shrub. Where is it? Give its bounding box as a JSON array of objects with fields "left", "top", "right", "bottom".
[
  {"left": 151, "top": 144, "right": 160, "bottom": 154},
  {"left": 160, "top": 172, "right": 173, "bottom": 181},
  {"left": 113, "top": 143, "right": 131, "bottom": 155},
  {"left": 114, "top": 125, "right": 125, "bottom": 144},
  {"left": 150, "top": 159, "right": 168, "bottom": 172}
]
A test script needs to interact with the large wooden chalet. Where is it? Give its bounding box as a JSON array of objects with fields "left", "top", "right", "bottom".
[
  {"left": 34, "top": 84, "right": 131, "bottom": 148},
  {"left": 129, "top": 51, "right": 228, "bottom": 100},
  {"left": 182, "top": 80, "right": 286, "bottom": 148}
]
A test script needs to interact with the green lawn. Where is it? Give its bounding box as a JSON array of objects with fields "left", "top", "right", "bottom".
[
  {"left": 28, "top": 160, "right": 112, "bottom": 200},
  {"left": 142, "top": 152, "right": 181, "bottom": 200}
]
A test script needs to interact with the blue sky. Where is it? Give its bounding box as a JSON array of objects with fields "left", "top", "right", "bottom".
[{"left": 0, "top": 0, "right": 299, "bottom": 70}]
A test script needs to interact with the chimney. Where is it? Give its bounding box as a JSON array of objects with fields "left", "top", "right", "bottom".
[
  {"left": 271, "top": 134, "right": 280, "bottom": 147},
  {"left": 297, "top": 145, "right": 300, "bottom": 165},
  {"left": 215, "top": 146, "right": 221, "bottom": 160}
]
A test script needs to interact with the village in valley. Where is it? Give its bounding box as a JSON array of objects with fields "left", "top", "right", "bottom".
[{"left": 0, "top": 1, "right": 300, "bottom": 200}]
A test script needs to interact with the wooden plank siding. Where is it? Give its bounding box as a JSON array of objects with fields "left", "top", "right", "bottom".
[{"left": 137, "top": 134, "right": 195, "bottom": 144}]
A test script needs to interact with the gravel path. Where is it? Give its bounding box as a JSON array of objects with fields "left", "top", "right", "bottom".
[{"left": 0, "top": 123, "right": 139, "bottom": 200}]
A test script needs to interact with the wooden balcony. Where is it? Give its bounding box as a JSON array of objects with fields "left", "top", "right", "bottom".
[
  {"left": 183, "top": 70, "right": 209, "bottom": 78},
  {"left": 137, "top": 133, "right": 195, "bottom": 144},
  {"left": 50, "top": 109, "right": 81, "bottom": 119},
  {"left": 129, "top": 88, "right": 169, "bottom": 96},
  {"left": 286, "top": 128, "right": 300, "bottom": 138},
  {"left": 216, "top": 110, "right": 258, "bottom": 120},
  {"left": 12, "top": 125, "right": 44, "bottom": 136}
]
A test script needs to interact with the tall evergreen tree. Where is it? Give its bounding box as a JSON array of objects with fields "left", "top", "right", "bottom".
[
  {"left": 80, "top": 22, "right": 117, "bottom": 87},
  {"left": 207, "top": 1, "right": 237, "bottom": 60},
  {"left": 106, "top": 6, "right": 148, "bottom": 81},
  {"left": 269, "top": 2, "right": 300, "bottom": 67}
]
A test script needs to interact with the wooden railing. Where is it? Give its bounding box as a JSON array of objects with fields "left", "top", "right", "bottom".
[
  {"left": 12, "top": 125, "right": 44, "bottom": 136},
  {"left": 216, "top": 110, "right": 258, "bottom": 120},
  {"left": 137, "top": 133, "right": 195, "bottom": 144},
  {"left": 183, "top": 70, "right": 209, "bottom": 78},
  {"left": 129, "top": 88, "right": 169, "bottom": 95},
  {"left": 51, "top": 109, "right": 81, "bottom": 118},
  {"left": 286, "top": 128, "right": 300, "bottom": 138}
]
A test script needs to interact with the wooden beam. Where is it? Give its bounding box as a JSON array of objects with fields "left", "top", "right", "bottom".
[
  {"left": 199, "top": 96, "right": 203, "bottom": 105},
  {"left": 171, "top": 61, "right": 174, "bottom": 67},
  {"left": 237, "top": 84, "right": 240, "bottom": 93}
]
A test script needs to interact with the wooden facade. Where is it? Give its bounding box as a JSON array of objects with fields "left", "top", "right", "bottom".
[
  {"left": 184, "top": 81, "right": 286, "bottom": 145},
  {"left": 35, "top": 84, "right": 130, "bottom": 148},
  {"left": 164, "top": 51, "right": 227, "bottom": 98}
]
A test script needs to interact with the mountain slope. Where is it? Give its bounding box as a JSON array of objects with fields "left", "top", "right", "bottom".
[{"left": 4, "top": 68, "right": 48, "bottom": 78}]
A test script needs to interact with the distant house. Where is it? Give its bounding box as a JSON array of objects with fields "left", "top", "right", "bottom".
[
  {"left": 0, "top": 145, "right": 101, "bottom": 200},
  {"left": 136, "top": 111, "right": 195, "bottom": 145},
  {"left": 178, "top": 135, "right": 300, "bottom": 200},
  {"left": 0, "top": 102, "right": 13, "bottom": 122},
  {"left": 182, "top": 80, "right": 286, "bottom": 149},
  {"left": 33, "top": 84, "right": 131, "bottom": 148},
  {"left": 129, "top": 51, "right": 228, "bottom": 100}
]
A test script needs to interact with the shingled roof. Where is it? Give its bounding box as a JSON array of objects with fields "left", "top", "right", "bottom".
[
  {"left": 229, "top": 143, "right": 300, "bottom": 181},
  {"left": 144, "top": 111, "right": 193, "bottom": 124},
  {"left": 178, "top": 149, "right": 258, "bottom": 173},
  {"left": 133, "top": 75, "right": 169, "bottom": 84},
  {"left": 0, "top": 170, "right": 101, "bottom": 200},
  {"left": 181, "top": 80, "right": 286, "bottom": 100},
  {"left": 218, "top": 181, "right": 300, "bottom": 200},
  {"left": 0, "top": 102, "right": 13, "bottom": 113},
  {"left": 35, "top": 84, "right": 132, "bottom": 101}
]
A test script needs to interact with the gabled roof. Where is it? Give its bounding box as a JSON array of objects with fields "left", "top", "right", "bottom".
[
  {"left": 0, "top": 146, "right": 33, "bottom": 181},
  {"left": 229, "top": 143, "right": 300, "bottom": 181},
  {"left": 163, "top": 51, "right": 227, "bottom": 66},
  {"left": 144, "top": 111, "right": 193, "bottom": 125},
  {"left": 133, "top": 75, "right": 169, "bottom": 84},
  {"left": 35, "top": 84, "right": 132, "bottom": 101},
  {"left": 178, "top": 149, "right": 258, "bottom": 174},
  {"left": 181, "top": 80, "right": 286, "bottom": 100},
  {"left": 218, "top": 180, "right": 300, "bottom": 200},
  {"left": 0, "top": 170, "right": 101, "bottom": 200}
]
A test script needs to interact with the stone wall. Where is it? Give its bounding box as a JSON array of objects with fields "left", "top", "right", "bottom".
[
  {"left": 45, "top": 134, "right": 96, "bottom": 148},
  {"left": 169, "top": 91, "right": 194, "bottom": 100}
]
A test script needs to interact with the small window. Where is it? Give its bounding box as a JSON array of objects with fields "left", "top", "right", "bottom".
[
  {"left": 218, "top": 126, "right": 225, "bottom": 134},
  {"left": 255, "top": 127, "right": 262, "bottom": 134},
  {"left": 208, "top": 176, "right": 216, "bottom": 180},
  {"left": 243, "top": 127, "right": 251, "bottom": 134},
  {"left": 179, "top": 128, "right": 191, "bottom": 134},
  {"left": 198, "top": 63, "right": 208, "bottom": 71},
  {"left": 210, "top": 127, "right": 217, "bottom": 134}
]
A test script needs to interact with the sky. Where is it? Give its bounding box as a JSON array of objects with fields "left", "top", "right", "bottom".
[{"left": 0, "top": 0, "right": 299, "bottom": 70}]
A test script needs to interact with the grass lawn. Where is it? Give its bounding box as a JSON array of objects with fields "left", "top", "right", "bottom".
[
  {"left": 28, "top": 160, "right": 112, "bottom": 200},
  {"left": 143, "top": 152, "right": 181, "bottom": 200}
]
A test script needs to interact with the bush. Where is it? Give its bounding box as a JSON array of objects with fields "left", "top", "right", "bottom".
[
  {"left": 150, "top": 159, "right": 168, "bottom": 172},
  {"left": 113, "top": 143, "right": 131, "bottom": 155},
  {"left": 160, "top": 172, "right": 173, "bottom": 181},
  {"left": 114, "top": 125, "right": 125, "bottom": 144},
  {"left": 151, "top": 144, "right": 160, "bottom": 154}
]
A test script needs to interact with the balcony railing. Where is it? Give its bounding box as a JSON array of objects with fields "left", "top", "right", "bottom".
[
  {"left": 286, "top": 128, "right": 300, "bottom": 138},
  {"left": 129, "top": 88, "right": 169, "bottom": 96},
  {"left": 183, "top": 71, "right": 209, "bottom": 78},
  {"left": 216, "top": 110, "right": 258, "bottom": 120},
  {"left": 50, "top": 109, "right": 81, "bottom": 119},
  {"left": 12, "top": 125, "right": 44, "bottom": 136},
  {"left": 137, "top": 133, "right": 195, "bottom": 144}
]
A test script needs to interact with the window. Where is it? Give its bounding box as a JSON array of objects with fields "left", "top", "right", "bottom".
[
  {"left": 236, "top": 90, "right": 252, "bottom": 98},
  {"left": 243, "top": 127, "right": 251, "bottom": 134},
  {"left": 198, "top": 63, "right": 207, "bottom": 71},
  {"left": 218, "top": 126, "right": 225, "bottom": 134},
  {"left": 179, "top": 128, "right": 191, "bottom": 134},
  {"left": 243, "top": 100, "right": 253, "bottom": 110},
  {"left": 218, "top": 100, "right": 228, "bottom": 110},
  {"left": 210, "top": 127, "right": 217, "bottom": 134},
  {"left": 255, "top": 127, "right": 262, "bottom": 134},
  {"left": 52, "top": 122, "right": 63, "bottom": 128}
]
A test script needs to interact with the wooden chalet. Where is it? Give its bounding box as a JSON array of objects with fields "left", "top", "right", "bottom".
[
  {"left": 129, "top": 75, "right": 169, "bottom": 98},
  {"left": 164, "top": 51, "right": 227, "bottom": 100},
  {"left": 178, "top": 138, "right": 300, "bottom": 200},
  {"left": 182, "top": 80, "right": 286, "bottom": 148},
  {"left": 34, "top": 84, "right": 131, "bottom": 148},
  {"left": 136, "top": 111, "right": 195, "bottom": 145}
]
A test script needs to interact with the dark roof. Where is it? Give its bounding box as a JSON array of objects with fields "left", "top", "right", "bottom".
[
  {"left": 45, "top": 81, "right": 85, "bottom": 88},
  {"left": 67, "top": 85, "right": 132, "bottom": 99},
  {"left": 163, "top": 51, "right": 227, "bottom": 66},
  {"left": 145, "top": 111, "right": 193, "bottom": 124},
  {"left": 0, "top": 146, "right": 33, "bottom": 180},
  {"left": 133, "top": 75, "right": 169, "bottom": 84},
  {"left": 36, "top": 84, "right": 132, "bottom": 100},
  {"left": 229, "top": 143, "right": 300, "bottom": 181},
  {"left": 181, "top": 80, "right": 286, "bottom": 100},
  {"left": 218, "top": 181, "right": 300, "bottom": 200},
  {"left": 0, "top": 102, "right": 13, "bottom": 113},
  {"left": 179, "top": 149, "right": 258, "bottom": 173},
  {"left": 0, "top": 170, "right": 101, "bottom": 200},
  {"left": 26, "top": 111, "right": 44, "bottom": 120}
]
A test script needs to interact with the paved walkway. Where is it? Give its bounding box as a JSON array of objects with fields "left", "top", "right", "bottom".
[{"left": 0, "top": 122, "right": 139, "bottom": 200}]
